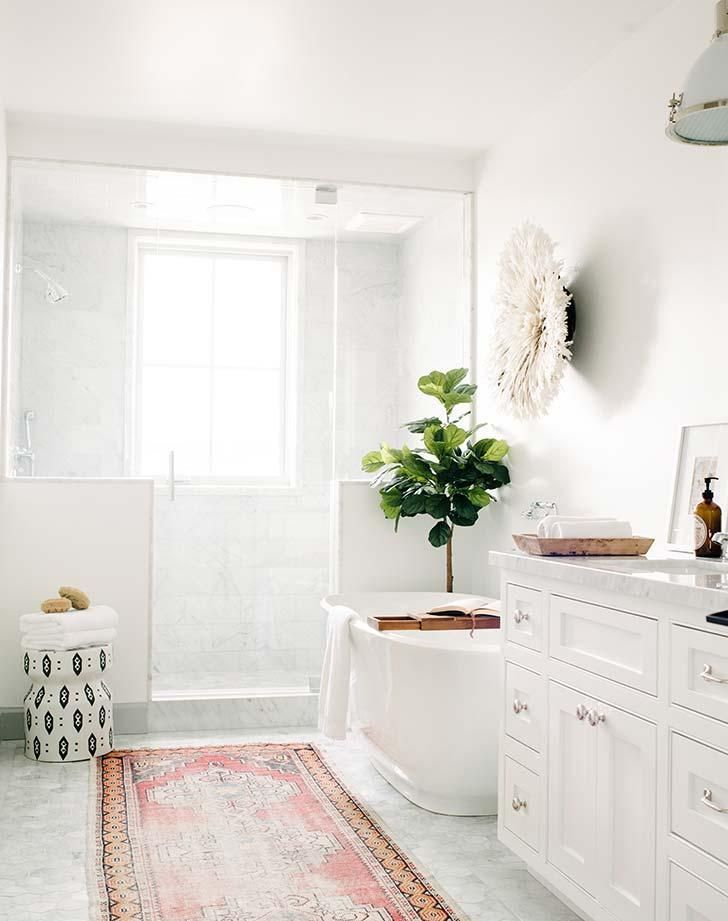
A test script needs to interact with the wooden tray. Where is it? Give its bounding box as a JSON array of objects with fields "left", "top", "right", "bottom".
[
  {"left": 513, "top": 533, "right": 654, "bottom": 557},
  {"left": 368, "top": 612, "right": 500, "bottom": 632}
]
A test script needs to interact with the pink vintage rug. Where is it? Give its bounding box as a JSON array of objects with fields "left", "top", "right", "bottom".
[{"left": 91, "top": 743, "right": 465, "bottom": 921}]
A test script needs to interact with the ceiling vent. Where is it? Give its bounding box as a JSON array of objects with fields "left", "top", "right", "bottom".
[{"left": 345, "top": 211, "right": 423, "bottom": 234}]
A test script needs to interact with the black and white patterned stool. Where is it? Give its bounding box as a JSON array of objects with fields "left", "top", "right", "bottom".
[{"left": 22, "top": 645, "right": 114, "bottom": 762}]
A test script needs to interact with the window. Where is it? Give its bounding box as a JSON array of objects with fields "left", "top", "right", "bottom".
[{"left": 130, "top": 235, "right": 297, "bottom": 485}]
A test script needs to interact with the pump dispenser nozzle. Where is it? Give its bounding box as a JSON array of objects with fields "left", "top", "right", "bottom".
[{"left": 704, "top": 476, "right": 720, "bottom": 502}]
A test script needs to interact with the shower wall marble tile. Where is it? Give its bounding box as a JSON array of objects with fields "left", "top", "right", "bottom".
[{"left": 20, "top": 223, "right": 128, "bottom": 477}]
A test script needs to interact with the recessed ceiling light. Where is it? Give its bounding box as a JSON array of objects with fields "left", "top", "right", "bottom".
[
  {"left": 131, "top": 200, "right": 155, "bottom": 210},
  {"left": 307, "top": 213, "right": 328, "bottom": 222}
]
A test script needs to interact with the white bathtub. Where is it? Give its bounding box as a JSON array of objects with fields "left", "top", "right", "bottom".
[{"left": 321, "top": 592, "right": 501, "bottom": 816}]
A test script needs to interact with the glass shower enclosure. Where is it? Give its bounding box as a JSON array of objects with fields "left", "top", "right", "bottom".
[{"left": 5, "top": 158, "right": 470, "bottom": 702}]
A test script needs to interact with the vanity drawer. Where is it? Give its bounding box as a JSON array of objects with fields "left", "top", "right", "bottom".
[
  {"left": 505, "top": 662, "right": 544, "bottom": 752},
  {"left": 548, "top": 595, "right": 658, "bottom": 694},
  {"left": 503, "top": 756, "right": 540, "bottom": 852},
  {"left": 505, "top": 584, "right": 544, "bottom": 652},
  {"left": 670, "top": 863, "right": 728, "bottom": 921},
  {"left": 671, "top": 733, "right": 728, "bottom": 864},
  {"left": 671, "top": 624, "right": 728, "bottom": 724}
]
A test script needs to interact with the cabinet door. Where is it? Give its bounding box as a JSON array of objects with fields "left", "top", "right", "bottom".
[
  {"left": 547, "top": 682, "right": 598, "bottom": 893},
  {"left": 594, "top": 701, "right": 657, "bottom": 921}
]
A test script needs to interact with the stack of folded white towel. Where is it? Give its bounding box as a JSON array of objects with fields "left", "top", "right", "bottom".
[
  {"left": 537, "top": 516, "right": 633, "bottom": 539},
  {"left": 20, "top": 605, "right": 118, "bottom": 651}
]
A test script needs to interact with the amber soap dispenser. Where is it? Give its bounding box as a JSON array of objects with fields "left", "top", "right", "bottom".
[{"left": 695, "top": 476, "right": 722, "bottom": 558}]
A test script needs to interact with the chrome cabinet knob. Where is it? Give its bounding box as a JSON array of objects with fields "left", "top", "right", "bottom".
[
  {"left": 513, "top": 609, "right": 530, "bottom": 624},
  {"left": 587, "top": 709, "right": 606, "bottom": 727},
  {"left": 512, "top": 698, "right": 528, "bottom": 714},
  {"left": 575, "top": 704, "right": 588, "bottom": 721},
  {"left": 511, "top": 796, "right": 527, "bottom": 812}
]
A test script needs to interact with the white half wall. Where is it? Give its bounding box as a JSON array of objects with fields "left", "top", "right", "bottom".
[
  {"left": 332, "top": 480, "right": 479, "bottom": 595},
  {"left": 0, "top": 479, "right": 153, "bottom": 712},
  {"left": 472, "top": 0, "right": 728, "bottom": 596}
]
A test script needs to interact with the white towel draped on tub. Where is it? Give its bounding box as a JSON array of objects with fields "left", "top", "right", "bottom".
[{"left": 318, "top": 605, "right": 357, "bottom": 741}]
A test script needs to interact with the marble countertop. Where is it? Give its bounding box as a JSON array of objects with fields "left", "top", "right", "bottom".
[{"left": 489, "top": 550, "right": 728, "bottom": 613}]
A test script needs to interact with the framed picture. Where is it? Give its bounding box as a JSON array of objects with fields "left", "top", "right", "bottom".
[{"left": 667, "top": 422, "right": 728, "bottom": 552}]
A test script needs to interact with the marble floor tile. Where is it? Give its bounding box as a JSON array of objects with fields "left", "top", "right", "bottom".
[{"left": 0, "top": 730, "right": 579, "bottom": 921}]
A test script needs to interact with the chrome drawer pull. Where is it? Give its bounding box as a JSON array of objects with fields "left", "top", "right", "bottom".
[
  {"left": 576, "top": 704, "right": 588, "bottom": 721},
  {"left": 701, "top": 664, "right": 728, "bottom": 685},
  {"left": 513, "top": 609, "right": 530, "bottom": 624},
  {"left": 588, "top": 709, "right": 606, "bottom": 727},
  {"left": 511, "top": 796, "right": 527, "bottom": 812},
  {"left": 702, "top": 788, "right": 728, "bottom": 813},
  {"left": 512, "top": 699, "right": 528, "bottom": 714}
]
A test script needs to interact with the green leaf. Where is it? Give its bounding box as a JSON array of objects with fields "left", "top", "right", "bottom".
[
  {"left": 443, "top": 368, "right": 468, "bottom": 390},
  {"left": 361, "top": 450, "right": 385, "bottom": 473},
  {"left": 418, "top": 371, "right": 446, "bottom": 398},
  {"left": 400, "top": 492, "right": 427, "bottom": 517},
  {"left": 428, "top": 520, "right": 452, "bottom": 548},
  {"left": 379, "top": 490, "right": 403, "bottom": 519},
  {"left": 469, "top": 487, "right": 493, "bottom": 508},
  {"left": 450, "top": 493, "right": 479, "bottom": 526},
  {"left": 441, "top": 389, "right": 475, "bottom": 413},
  {"left": 425, "top": 494, "right": 450, "bottom": 520},
  {"left": 423, "top": 424, "right": 445, "bottom": 457},
  {"left": 470, "top": 437, "right": 495, "bottom": 458},
  {"left": 442, "top": 424, "right": 468, "bottom": 451},
  {"left": 483, "top": 439, "right": 509, "bottom": 461},
  {"left": 403, "top": 416, "right": 442, "bottom": 434},
  {"left": 380, "top": 443, "right": 403, "bottom": 464},
  {"left": 401, "top": 452, "right": 433, "bottom": 481}
]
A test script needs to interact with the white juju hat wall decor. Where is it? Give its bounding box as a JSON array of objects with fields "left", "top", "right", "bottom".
[{"left": 490, "top": 222, "right": 575, "bottom": 420}]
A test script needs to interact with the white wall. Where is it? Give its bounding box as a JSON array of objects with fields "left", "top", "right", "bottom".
[
  {"left": 334, "top": 480, "right": 479, "bottom": 594},
  {"left": 472, "top": 0, "right": 728, "bottom": 596},
  {"left": 0, "top": 479, "right": 153, "bottom": 711}
]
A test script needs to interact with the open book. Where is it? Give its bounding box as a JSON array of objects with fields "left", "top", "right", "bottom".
[{"left": 426, "top": 596, "right": 496, "bottom": 617}]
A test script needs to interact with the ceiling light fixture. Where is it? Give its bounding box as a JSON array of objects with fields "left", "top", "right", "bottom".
[{"left": 667, "top": 1, "right": 728, "bottom": 145}]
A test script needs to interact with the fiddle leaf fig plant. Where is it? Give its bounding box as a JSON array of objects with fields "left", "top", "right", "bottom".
[{"left": 362, "top": 369, "right": 511, "bottom": 593}]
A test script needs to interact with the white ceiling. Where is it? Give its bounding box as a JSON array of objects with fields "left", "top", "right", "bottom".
[
  {"left": 12, "top": 160, "right": 463, "bottom": 241},
  {"left": 0, "top": 0, "right": 671, "bottom": 153}
]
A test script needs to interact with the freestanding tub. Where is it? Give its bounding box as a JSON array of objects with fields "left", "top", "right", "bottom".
[{"left": 321, "top": 592, "right": 501, "bottom": 816}]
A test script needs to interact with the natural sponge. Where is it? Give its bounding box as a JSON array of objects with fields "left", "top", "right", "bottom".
[
  {"left": 58, "top": 586, "right": 91, "bottom": 610},
  {"left": 41, "top": 597, "right": 72, "bottom": 614}
]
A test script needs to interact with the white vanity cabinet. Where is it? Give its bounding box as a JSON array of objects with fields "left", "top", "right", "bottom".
[{"left": 490, "top": 552, "right": 728, "bottom": 921}]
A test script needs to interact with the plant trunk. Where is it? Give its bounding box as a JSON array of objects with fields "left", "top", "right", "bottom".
[{"left": 446, "top": 534, "right": 453, "bottom": 593}]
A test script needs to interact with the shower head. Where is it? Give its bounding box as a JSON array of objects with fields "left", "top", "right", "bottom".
[
  {"left": 43, "top": 277, "right": 69, "bottom": 303},
  {"left": 16, "top": 262, "right": 70, "bottom": 303}
]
